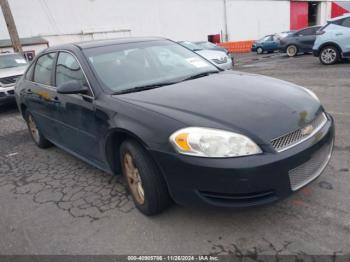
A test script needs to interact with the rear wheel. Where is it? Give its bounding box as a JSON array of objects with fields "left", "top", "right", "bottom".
[
  {"left": 120, "top": 140, "right": 172, "bottom": 216},
  {"left": 319, "top": 46, "right": 339, "bottom": 65},
  {"left": 25, "top": 111, "right": 52, "bottom": 148},
  {"left": 286, "top": 45, "right": 298, "bottom": 57},
  {"left": 257, "top": 47, "right": 263, "bottom": 54}
]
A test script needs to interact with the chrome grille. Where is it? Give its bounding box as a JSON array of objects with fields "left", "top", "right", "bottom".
[
  {"left": 0, "top": 74, "right": 21, "bottom": 86},
  {"left": 288, "top": 141, "right": 333, "bottom": 191},
  {"left": 271, "top": 113, "right": 327, "bottom": 152}
]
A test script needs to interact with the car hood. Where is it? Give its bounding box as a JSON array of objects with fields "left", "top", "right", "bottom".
[
  {"left": 114, "top": 71, "right": 321, "bottom": 144},
  {"left": 196, "top": 49, "right": 229, "bottom": 60},
  {"left": 0, "top": 65, "right": 27, "bottom": 78}
]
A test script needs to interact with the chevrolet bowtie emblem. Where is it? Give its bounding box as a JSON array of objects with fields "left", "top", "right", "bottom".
[{"left": 301, "top": 125, "right": 314, "bottom": 136}]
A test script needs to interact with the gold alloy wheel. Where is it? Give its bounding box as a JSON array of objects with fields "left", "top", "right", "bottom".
[
  {"left": 123, "top": 153, "right": 145, "bottom": 205},
  {"left": 28, "top": 115, "right": 40, "bottom": 143}
]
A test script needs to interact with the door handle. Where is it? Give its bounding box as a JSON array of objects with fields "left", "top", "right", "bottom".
[{"left": 336, "top": 33, "right": 343, "bottom": 36}]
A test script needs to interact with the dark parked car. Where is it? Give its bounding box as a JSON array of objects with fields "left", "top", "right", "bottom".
[
  {"left": 251, "top": 35, "right": 280, "bottom": 54},
  {"left": 280, "top": 26, "right": 322, "bottom": 57},
  {"left": 16, "top": 37, "right": 334, "bottom": 215}
]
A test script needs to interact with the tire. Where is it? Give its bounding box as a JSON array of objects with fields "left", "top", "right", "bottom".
[
  {"left": 256, "top": 47, "right": 263, "bottom": 55},
  {"left": 120, "top": 139, "right": 172, "bottom": 216},
  {"left": 286, "top": 45, "right": 298, "bottom": 57},
  {"left": 24, "top": 111, "right": 52, "bottom": 148},
  {"left": 319, "top": 46, "right": 340, "bottom": 65}
]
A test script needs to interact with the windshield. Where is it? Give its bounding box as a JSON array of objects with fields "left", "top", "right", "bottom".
[
  {"left": 196, "top": 42, "right": 217, "bottom": 49},
  {"left": 258, "top": 36, "right": 272, "bottom": 42},
  {"left": 0, "top": 54, "right": 28, "bottom": 69},
  {"left": 179, "top": 41, "right": 203, "bottom": 51},
  {"left": 84, "top": 40, "right": 219, "bottom": 93}
]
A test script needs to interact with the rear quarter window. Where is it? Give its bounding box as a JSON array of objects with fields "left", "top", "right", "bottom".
[{"left": 342, "top": 18, "right": 350, "bottom": 28}]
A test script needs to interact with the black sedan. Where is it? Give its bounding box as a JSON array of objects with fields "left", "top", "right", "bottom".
[
  {"left": 15, "top": 37, "right": 334, "bottom": 215},
  {"left": 279, "top": 26, "right": 322, "bottom": 57}
]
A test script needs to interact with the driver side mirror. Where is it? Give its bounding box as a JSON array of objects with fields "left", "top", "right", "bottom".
[{"left": 57, "top": 80, "right": 88, "bottom": 95}]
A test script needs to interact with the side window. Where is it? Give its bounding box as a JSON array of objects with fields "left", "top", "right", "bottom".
[
  {"left": 33, "top": 53, "right": 56, "bottom": 85},
  {"left": 298, "top": 28, "right": 313, "bottom": 36},
  {"left": 342, "top": 18, "right": 350, "bottom": 28},
  {"left": 55, "top": 52, "right": 88, "bottom": 88}
]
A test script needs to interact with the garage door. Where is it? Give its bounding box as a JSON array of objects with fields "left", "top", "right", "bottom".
[{"left": 290, "top": 1, "right": 309, "bottom": 30}]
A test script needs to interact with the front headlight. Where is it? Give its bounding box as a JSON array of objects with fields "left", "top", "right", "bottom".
[{"left": 169, "top": 127, "right": 262, "bottom": 158}]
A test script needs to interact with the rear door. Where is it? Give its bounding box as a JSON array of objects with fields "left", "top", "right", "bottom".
[
  {"left": 25, "top": 52, "right": 60, "bottom": 141},
  {"left": 271, "top": 35, "right": 280, "bottom": 50}
]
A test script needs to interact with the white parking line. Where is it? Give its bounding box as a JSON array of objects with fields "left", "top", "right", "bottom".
[{"left": 5, "top": 152, "right": 18, "bottom": 157}]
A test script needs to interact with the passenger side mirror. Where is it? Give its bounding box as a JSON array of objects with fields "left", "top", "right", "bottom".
[{"left": 57, "top": 80, "right": 88, "bottom": 95}]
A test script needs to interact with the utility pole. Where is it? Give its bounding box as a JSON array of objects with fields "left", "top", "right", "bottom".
[
  {"left": 223, "top": 0, "right": 229, "bottom": 42},
  {"left": 0, "top": 0, "right": 22, "bottom": 52}
]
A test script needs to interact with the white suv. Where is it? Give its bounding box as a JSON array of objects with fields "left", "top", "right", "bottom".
[
  {"left": 313, "top": 14, "right": 350, "bottom": 65},
  {"left": 0, "top": 52, "right": 28, "bottom": 105}
]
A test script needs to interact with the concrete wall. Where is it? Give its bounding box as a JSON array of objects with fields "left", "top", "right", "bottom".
[
  {"left": 226, "top": 0, "right": 290, "bottom": 41},
  {"left": 0, "top": 43, "right": 48, "bottom": 54},
  {"left": 0, "top": 0, "right": 225, "bottom": 45},
  {"left": 1, "top": 0, "right": 349, "bottom": 47}
]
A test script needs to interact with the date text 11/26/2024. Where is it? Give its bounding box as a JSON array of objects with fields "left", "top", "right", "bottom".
[{"left": 127, "top": 256, "right": 219, "bottom": 261}]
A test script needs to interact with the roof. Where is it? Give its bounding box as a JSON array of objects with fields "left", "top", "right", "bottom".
[
  {"left": 0, "top": 36, "right": 48, "bottom": 48},
  {"left": 73, "top": 37, "right": 166, "bottom": 49}
]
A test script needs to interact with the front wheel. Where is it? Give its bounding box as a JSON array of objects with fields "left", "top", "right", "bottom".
[
  {"left": 256, "top": 47, "right": 263, "bottom": 54},
  {"left": 319, "top": 46, "right": 339, "bottom": 65},
  {"left": 286, "top": 45, "right": 298, "bottom": 57},
  {"left": 120, "top": 140, "right": 172, "bottom": 216}
]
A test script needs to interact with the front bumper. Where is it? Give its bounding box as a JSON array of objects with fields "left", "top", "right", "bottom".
[
  {"left": 216, "top": 60, "right": 234, "bottom": 70},
  {"left": 0, "top": 85, "right": 16, "bottom": 105},
  {"left": 151, "top": 114, "right": 335, "bottom": 208},
  {"left": 313, "top": 49, "right": 320, "bottom": 57}
]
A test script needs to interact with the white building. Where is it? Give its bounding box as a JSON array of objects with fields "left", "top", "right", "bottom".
[{"left": 0, "top": 0, "right": 349, "bottom": 53}]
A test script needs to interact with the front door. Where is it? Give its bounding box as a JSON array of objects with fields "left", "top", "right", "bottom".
[
  {"left": 337, "top": 17, "right": 350, "bottom": 55},
  {"left": 53, "top": 51, "right": 105, "bottom": 164},
  {"left": 297, "top": 27, "right": 318, "bottom": 52}
]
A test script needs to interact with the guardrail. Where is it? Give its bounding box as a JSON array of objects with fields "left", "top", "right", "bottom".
[{"left": 218, "top": 40, "right": 255, "bottom": 53}]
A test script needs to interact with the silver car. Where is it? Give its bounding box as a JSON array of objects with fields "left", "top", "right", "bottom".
[
  {"left": 179, "top": 41, "right": 233, "bottom": 70},
  {"left": 0, "top": 53, "right": 28, "bottom": 106}
]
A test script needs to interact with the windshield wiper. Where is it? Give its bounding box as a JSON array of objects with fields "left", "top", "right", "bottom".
[
  {"left": 112, "top": 81, "right": 178, "bottom": 95},
  {"left": 180, "top": 71, "right": 220, "bottom": 82},
  {"left": 112, "top": 71, "right": 220, "bottom": 95}
]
